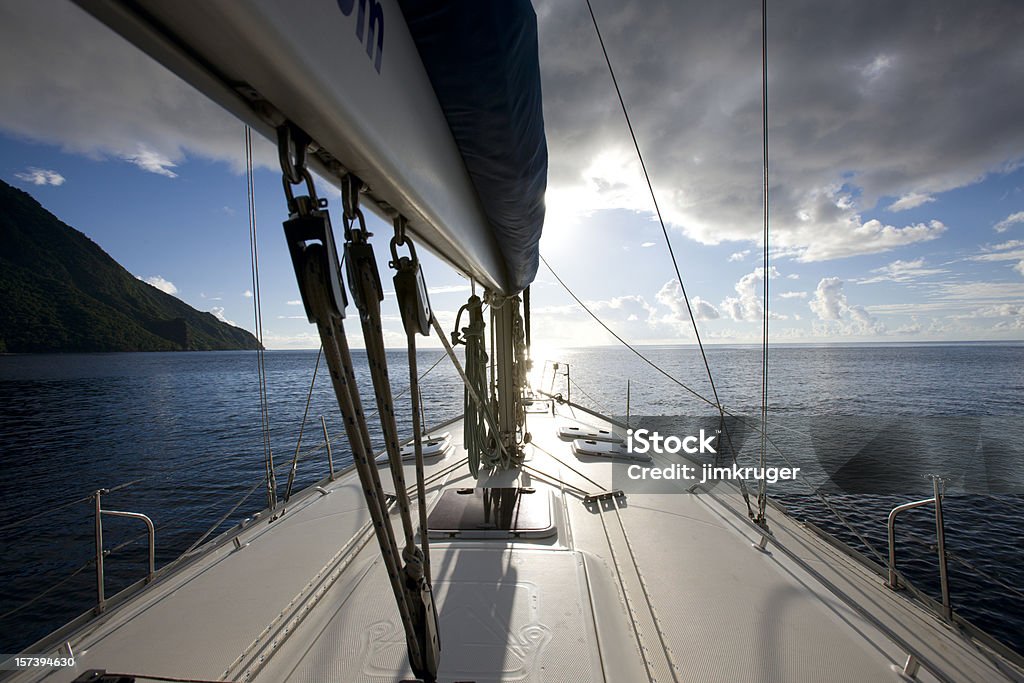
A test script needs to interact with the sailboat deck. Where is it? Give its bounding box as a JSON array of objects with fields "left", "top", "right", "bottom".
[{"left": 11, "top": 405, "right": 1023, "bottom": 682}]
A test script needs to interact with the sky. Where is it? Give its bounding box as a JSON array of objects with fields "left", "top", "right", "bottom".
[{"left": 1, "top": 0, "right": 1023, "bottom": 350}]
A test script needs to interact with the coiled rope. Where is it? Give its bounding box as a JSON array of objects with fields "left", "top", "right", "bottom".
[{"left": 452, "top": 295, "right": 498, "bottom": 477}]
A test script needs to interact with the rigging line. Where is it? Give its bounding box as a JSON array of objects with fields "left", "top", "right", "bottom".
[
  {"left": 758, "top": 0, "right": 771, "bottom": 521},
  {"left": 929, "top": 543, "right": 1024, "bottom": 604},
  {"left": 285, "top": 344, "right": 323, "bottom": 501},
  {"left": 365, "top": 351, "right": 447, "bottom": 422},
  {"left": 894, "top": 526, "right": 1024, "bottom": 603},
  {"left": 0, "top": 493, "right": 93, "bottom": 533},
  {"left": 407, "top": 324, "right": 432, "bottom": 586},
  {"left": 542, "top": 264, "right": 887, "bottom": 562},
  {"left": 584, "top": 0, "right": 726, "bottom": 417},
  {"left": 180, "top": 476, "right": 267, "bottom": 557},
  {"left": 107, "top": 476, "right": 269, "bottom": 559},
  {"left": 542, "top": 254, "right": 755, "bottom": 516},
  {"left": 0, "top": 558, "right": 94, "bottom": 622},
  {"left": 543, "top": 253, "right": 818, "bottom": 451},
  {"left": 0, "top": 477, "right": 144, "bottom": 534},
  {"left": 566, "top": 373, "right": 616, "bottom": 420},
  {"left": 246, "top": 125, "right": 276, "bottom": 508},
  {"left": 541, "top": 254, "right": 717, "bottom": 410}
]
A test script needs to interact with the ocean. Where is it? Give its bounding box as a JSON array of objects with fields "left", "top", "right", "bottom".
[{"left": 1, "top": 344, "right": 1022, "bottom": 655}]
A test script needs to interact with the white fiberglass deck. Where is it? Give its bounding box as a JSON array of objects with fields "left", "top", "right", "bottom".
[{"left": 9, "top": 405, "right": 1024, "bottom": 682}]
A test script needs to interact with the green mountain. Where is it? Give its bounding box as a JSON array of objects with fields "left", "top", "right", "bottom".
[{"left": 0, "top": 180, "right": 261, "bottom": 353}]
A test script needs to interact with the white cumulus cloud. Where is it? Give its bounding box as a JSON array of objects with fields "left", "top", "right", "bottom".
[
  {"left": 809, "top": 277, "right": 882, "bottom": 334},
  {"left": 13, "top": 167, "right": 65, "bottom": 186},
  {"left": 210, "top": 306, "right": 236, "bottom": 326},
  {"left": 728, "top": 250, "right": 750, "bottom": 262},
  {"left": 720, "top": 267, "right": 778, "bottom": 322},
  {"left": 140, "top": 275, "right": 177, "bottom": 295},
  {"left": 656, "top": 280, "right": 720, "bottom": 321}
]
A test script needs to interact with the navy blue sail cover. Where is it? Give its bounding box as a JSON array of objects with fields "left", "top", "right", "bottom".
[{"left": 398, "top": 0, "right": 547, "bottom": 294}]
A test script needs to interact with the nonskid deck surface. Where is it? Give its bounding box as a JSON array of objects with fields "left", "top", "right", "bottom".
[{"left": 10, "top": 407, "right": 1024, "bottom": 682}]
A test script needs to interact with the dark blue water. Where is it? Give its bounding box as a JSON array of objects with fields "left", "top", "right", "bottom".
[{"left": 1, "top": 344, "right": 1022, "bottom": 655}]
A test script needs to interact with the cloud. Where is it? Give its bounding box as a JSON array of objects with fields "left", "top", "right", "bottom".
[
  {"left": 995, "top": 211, "right": 1024, "bottom": 233},
  {"left": 656, "top": 280, "right": 719, "bottom": 321},
  {"left": 286, "top": 299, "right": 302, "bottom": 306},
  {"left": 809, "top": 277, "right": 883, "bottom": 334},
  {"left": 13, "top": 167, "right": 65, "bottom": 186},
  {"left": 640, "top": 241, "right": 656, "bottom": 247},
  {"left": 2, "top": 0, "right": 1014, "bottom": 271},
  {"left": 0, "top": 1, "right": 273, "bottom": 176},
  {"left": 720, "top": 266, "right": 778, "bottom": 322},
  {"left": 809, "top": 277, "right": 847, "bottom": 320},
  {"left": 689, "top": 296, "right": 720, "bottom": 321},
  {"left": 989, "top": 239, "right": 1024, "bottom": 251},
  {"left": 728, "top": 250, "right": 750, "bottom": 262},
  {"left": 931, "top": 281, "right": 1024, "bottom": 304},
  {"left": 887, "top": 192, "right": 934, "bottom": 211},
  {"left": 139, "top": 275, "right": 177, "bottom": 295},
  {"left": 856, "top": 257, "right": 947, "bottom": 284},
  {"left": 121, "top": 145, "right": 177, "bottom": 177},
  {"left": 785, "top": 217, "right": 946, "bottom": 262},
  {"left": 589, "top": 294, "right": 657, "bottom": 324},
  {"left": 243, "top": 290, "right": 253, "bottom": 298},
  {"left": 536, "top": 0, "right": 1022, "bottom": 260},
  {"left": 778, "top": 291, "right": 807, "bottom": 299},
  {"left": 210, "top": 306, "right": 236, "bottom": 326},
  {"left": 951, "top": 303, "right": 1023, "bottom": 319},
  {"left": 967, "top": 241, "right": 1024, "bottom": 277}
]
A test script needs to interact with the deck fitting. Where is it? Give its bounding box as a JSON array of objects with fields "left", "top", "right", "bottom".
[{"left": 583, "top": 489, "right": 625, "bottom": 505}]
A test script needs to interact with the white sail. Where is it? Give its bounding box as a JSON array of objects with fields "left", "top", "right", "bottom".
[{"left": 77, "top": 0, "right": 513, "bottom": 292}]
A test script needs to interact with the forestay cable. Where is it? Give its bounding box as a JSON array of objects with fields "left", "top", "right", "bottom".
[
  {"left": 245, "top": 125, "right": 276, "bottom": 511},
  {"left": 757, "top": 0, "right": 771, "bottom": 524},
  {"left": 584, "top": 0, "right": 726, "bottom": 419}
]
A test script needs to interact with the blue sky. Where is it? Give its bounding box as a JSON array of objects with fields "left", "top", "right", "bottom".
[{"left": 2, "top": 0, "right": 1023, "bottom": 349}]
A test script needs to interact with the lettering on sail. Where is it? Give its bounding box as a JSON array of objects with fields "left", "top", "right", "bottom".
[{"left": 337, "top": 0, "right": 384, "bottom": 74}]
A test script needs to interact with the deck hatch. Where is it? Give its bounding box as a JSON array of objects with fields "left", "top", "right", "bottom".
[{"left": 427, "top": 487, "right": 555, "bottom": 539}]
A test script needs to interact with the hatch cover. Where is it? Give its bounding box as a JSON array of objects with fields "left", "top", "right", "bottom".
[{"left": 427, "top": 487, "right": 555, "bottom": 539}]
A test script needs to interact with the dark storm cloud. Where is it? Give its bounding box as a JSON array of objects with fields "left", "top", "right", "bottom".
[{"left": 536, "top": 0, "right": 1024, "bottom": 259}]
